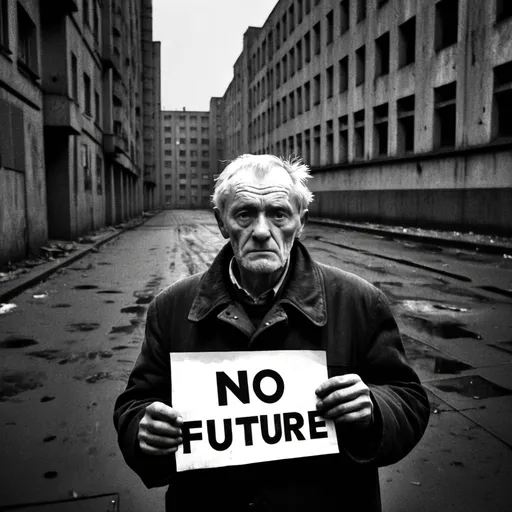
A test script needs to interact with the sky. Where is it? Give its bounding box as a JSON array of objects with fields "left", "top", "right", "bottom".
[{"left": 152, "top": 0, "right": 279, "bottom": 112}]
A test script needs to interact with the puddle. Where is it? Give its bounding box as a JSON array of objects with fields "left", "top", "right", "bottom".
[
  {"left": 44, "top": 471, "right": 58, "bottom": 479},
  {"left": 134, "top": 292, "right": 154, "bottom": 304},
  {"left": 27, "top": 349, "right": 60, "bottom": 360},
  {"left": 402, "top": 316, "right": 482, "bottom": 340},
  {"left": 110, "top": 325, "right": 136, "bottom": 335},
  {"left": 104, "top": 300, "right": 116, "bottom": 304},
  {"left": 121, "top": 305, "right": 146, "bottom": 315},
  {"left": 431, "top": 375, "right": 512, "bottom": 399},
  {"left": 52, "top": 303, "right": 72, "bottom": 308},
  {"left": 84, "top": 372, "right": 111, "bottom": 383},
  {"left": 0, "top": 371, "right": 45, "bottom": 400},
  {"left": 98, "top": 262, "right": 112, "bottom": 265},
  {"left": 73, "top": 285, "right": 99, "bottom": 290},
  {"left": 0, "top": 337, "right": 39, "bottom": 349},
  {"left": 66, "top": 323, "right": 100, "bottom": 332},
  {"left": 403, "top": 335, "right": 473, "bottom": 375},
  {"left": 373, "top": 281, "right": 404, "bottom": 288},
  {"left": 41, "top": 395, "right": 55, "bottom": 403},
  {"left": 97, "top": 290, "right": 123, "bottom": 294},
  {"left": 112, "top": 345, "right": 131, "bottom": 350},
  {"left": 43, "top": 435, "right": 56, "bottom": 443}
]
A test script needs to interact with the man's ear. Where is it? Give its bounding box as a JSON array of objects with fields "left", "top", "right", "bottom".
[
  {"left": 297, "top": 209, "right": 309, "bottom": 239},
  {"left": 214, "top": 208, "right": 229, "bottom": 239}
]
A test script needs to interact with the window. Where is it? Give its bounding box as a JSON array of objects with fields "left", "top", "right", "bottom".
[
  {"left": 289, "top": 92, "right": 295, "bottom": 119},
  {"left": 304, "top": 81, "right": 311, "bottom": 111},
  {"left": 305, "top": 0, "right": 311, "bottom": 14},
  {"left": 0, "top": 0, "right": 9, "bottom": 50},
  {"left": 313, "top": 74, "right": 321, "bottom": 105},
  {"left": 434, "top": 82, "right": 457, "bottom": 148},
  {"left": 339, "top": 56, "right": 348, "bottom": 92},
  {"left": 375, "top": 32, "right": 390, "bottom": 77},
  {"left": 190, "top": 150, "right": 198, "bottom": 157},
  {"left": 397, "top": 95, "right": 415, "bottom": 154},
  {"left": 165, "top": 185, "right": 172, "bottom": 191},
  {"left": 165, "top": 150, "right": 172, "bottom": 156},
  {"left": 296, "top": 40, "right": 303, "bottom": 71},
  {"left": 276, "top": 101, "right": 281, "bottom": 126},
  {"left": 283, "top": 55, "right": 287, "bottom": 82},
  {"left": 296, "top": 133, "right": 302, "bottom": 157},
  {"left": 313, "top": 22, "right": 321, "bottom": 55},
  {"left": 496, "top": 0, "right": 512, "bottom": 21},
  {"left": 354, "top": 109, "right": 365, "bottom": 159},
  {"left": 93, "top": 4, "right": 99, "bottom": 41},
  {"left": 17, "top": 3, "right": 38, "bottom": 74},
  {"left": 373, "top": 103, "right": 388, "bottom": 156},
  {"left": 326, "top": 120, "right": 334, "bottom": 164},
  {"left": 327, "top": 10, "right": 334, "bottom": 45},
  {"left": 201, "top": 161, "right": 209, "bottom": 169},
  {"left": 304, "top": 32, "right": 311, "bottom": 62},
  {"left": 340, "top": 0, "right": 349, "bottom": 34},
  {"left": 83, "top": 0, "right": 89, "bottom": 26},
  {"left": 164, "top": 126, "right": 171, "bottom": 132},
  {"left": 355, "top": 45, "right": 365, "bottom": 86},
  {"left": 94, "top": 91, "right": 100, "bottom": 122},
  {"left": 356, "top": 0, "right": 366, "bottom": 23},
  {"left": 493, "top": 61, "right": 512, "bottom": 138},
  {"left": 288, "top": 4, "right": 294, "bottom": 34},
  {"left": 298, "top": 0, "right": 303, "bottom": 23},
  {"left": 96, "top": 156, "right": 103, "bottom": 194},
  {"left": 164, "top": 162, "right": 172, "bottom": 168},
  {"left": 313, "top": 125, "right": 321, "bottom": 165},
  {"left": 289, "top": 47, "right": 295, "bottom": 76},
  {"left": 164, "top": 173, "right": 172, "bottom": 179},
  {"left": 435, "top": 0, "right": 458, "bottom": 50},
  {"left": 190, "top": 138, "right": 197, "bottom": 144},
  {"left": 82, "top": 144, "right": 91, "bottom": 190},
  {"left": 202, "top": 150, "right": 209, "bottom": 158},
  {"left": 83, "top": 73, "right": 91, "bottom": 116},
  {"left": 303, "top": 129, "right": 310, "bottom": 162},
  {"left": 191, "top": 161, "right": 198, "bottom": 168},
  {"left": 326, "top": 66, "right": 334, "bottom": 98},
  {"left": 276, "top": 62, "right": 281, "bottom": 87},
  {"left": 297, "top": 86, "right": 303, "bottom": 115},
  {"left": 399, "top": 17, "right": 416, "bottom": 68},
  {"left": 165, "top": 137, "right": 172, "bottom": 144},
  {"left": 282, "top": 96, "right": 287, "bottom": 123},
  {"left": 179, "top": 138, "right": 186, "bottom": 144},
  {"left": 201, "top": 138, "right": 209, "bottom": 145},
  {"left": 202, "top": 173, "right": 209, "bottom": 179},
  {"left": 338, "top": 115, "right": 348, "bottom": 163},
  {"left": 71, "top": 53, "right": 78, "bottom": 100},
  {"left": 179, "top": 150, "right": 186, "bottom": 157},
  {"left": 0, "top": 98, "right": 25, "bottom": 172}
]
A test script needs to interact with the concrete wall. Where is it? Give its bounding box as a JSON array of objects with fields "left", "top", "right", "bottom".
[
  {"left": 0, "top": 0, "right": 47, "bottom": 265},
  {"left": 220, "top": 0, "right": 512, "bottom": 235}
]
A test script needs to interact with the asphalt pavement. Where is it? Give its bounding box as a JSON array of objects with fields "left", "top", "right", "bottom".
[{"left": 0, "top": 210, "right": 511, "bottom": 511}]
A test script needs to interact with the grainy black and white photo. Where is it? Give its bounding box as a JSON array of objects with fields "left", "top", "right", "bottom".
[{"left": 1, "top": 1, "right": 511, "bottom": 511}]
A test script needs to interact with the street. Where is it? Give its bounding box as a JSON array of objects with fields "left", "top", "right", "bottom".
[{"left": 1, "top": 210, "right": 511, "bottom": 511}]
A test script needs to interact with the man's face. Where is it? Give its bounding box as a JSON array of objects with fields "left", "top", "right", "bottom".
[{"left": 215, "top": 167, "right": 308, "bottom": 275}]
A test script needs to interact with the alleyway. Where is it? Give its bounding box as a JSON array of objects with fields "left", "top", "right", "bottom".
[{"left": 1, "top": 210, "right": 511, "bottom": 511}]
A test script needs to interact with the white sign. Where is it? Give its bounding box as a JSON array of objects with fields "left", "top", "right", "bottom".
[{"left": 170, "top": 350, "right": 339, "bottom": 472}]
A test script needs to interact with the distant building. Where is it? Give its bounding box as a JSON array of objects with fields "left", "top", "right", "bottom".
[
  {"left": 160, "top": 109, "right": 216, "bottom": 209},
  {"left": 220, "top": 0, "right": 512, "bottom": 235},
  {"left": 0, "top": 0, "right": 162, "bottom": 266}
]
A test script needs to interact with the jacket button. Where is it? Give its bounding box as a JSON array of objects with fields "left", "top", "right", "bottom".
[
  {"left": 233, "top": 316, "right": 238, "bottom": 320},
  {"left": 265, "top": 322, "right": 270, "bottom": 326}
]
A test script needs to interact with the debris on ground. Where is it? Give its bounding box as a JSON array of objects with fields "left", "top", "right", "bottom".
[{"left": 0, "top": 303, "right": 17, "bottom": 315}]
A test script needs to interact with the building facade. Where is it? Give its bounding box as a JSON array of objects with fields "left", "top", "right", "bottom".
[
  {"left": 220, "top": 0, "right": 512, "bottom": 234},
  {"left": 160, "top": 109, "right": 215, "bottom": 209},
  {"left": 0, "top": 0, "right": 162, "bottom": 266}
]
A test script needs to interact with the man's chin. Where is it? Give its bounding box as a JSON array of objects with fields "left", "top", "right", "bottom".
[{"left": 241, "top": 258, "right": 283, "bottom": 274}]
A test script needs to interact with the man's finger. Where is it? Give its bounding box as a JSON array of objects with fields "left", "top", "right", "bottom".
[
  {"left": 147, "top": 402, "right": 183, "bottom": 425},
  {"left": 145, "top": 419, "right": 182, "bottom": 437},
  {"left": 139, "top": 430, "right": 183, "bottom": 449},
  {"left": 320, "top": 396, "right": 369, "bottom": 419},
  {"left": 139, "top": 440, "right": 180, "bottom": 456},
  {"left": 315, "top": 374, "right": 361, "bottom": 398}
]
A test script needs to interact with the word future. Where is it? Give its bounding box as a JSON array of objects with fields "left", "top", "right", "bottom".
[
  {"left": 182, "top": 369, "right": 329, "bottom": 453},
  {"left": 171, "top": 350, "right": 338, "bottom": 471}
]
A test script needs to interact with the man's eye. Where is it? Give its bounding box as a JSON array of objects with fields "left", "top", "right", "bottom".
[
  {"left": 273, "top": 210, "right": 287, "bottom": 220},
  {"left": 236, "top": 211, "right": 251, "bottom": 220}
]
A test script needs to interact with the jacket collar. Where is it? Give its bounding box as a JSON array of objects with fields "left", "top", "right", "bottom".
[{"left": 188, "top": 241, "right": 327, "bottom": 327}]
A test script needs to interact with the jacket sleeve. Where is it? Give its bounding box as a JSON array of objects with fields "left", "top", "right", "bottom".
[
  {"left": 113, "top": 297, "right": 176, "bottom": 488},
  {"left": 341, "top": 291, "right": 430, "bottom": 466}
]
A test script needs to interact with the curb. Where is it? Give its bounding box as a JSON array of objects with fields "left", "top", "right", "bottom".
[
  {"left": 309, "top": 218, "right": 512, "bottom": 256},
  {"left": 0, "top": 216, "right": 153, "bottom": 304}
]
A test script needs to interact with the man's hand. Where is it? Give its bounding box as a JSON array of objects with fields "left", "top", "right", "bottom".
[
  {"left": 315, "top": 374, "right": 373, "bottom": 428},
  {"left": 138, "top": 402, "right": 183, "bottom": 456}
]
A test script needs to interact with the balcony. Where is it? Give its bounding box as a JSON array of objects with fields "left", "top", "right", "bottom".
[
  {"left": 43, "top": 94, "right": 80, "bottom": 135},
  {"left": 50, "top": 0, "right": 78, "bottom": 16},
  {"left": 103, "top": 133, "right": 128, "bottom": 156}
]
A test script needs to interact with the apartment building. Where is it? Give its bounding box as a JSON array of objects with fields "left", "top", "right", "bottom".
[
  {"left": 0, "top": 0, "right": 162, "bottom": 265},
  {"left": 161, "top": 109, "right": 214, "bottom": 209},
  {"left": 220, "top": 0, "right": 512, "bottom": 234}
]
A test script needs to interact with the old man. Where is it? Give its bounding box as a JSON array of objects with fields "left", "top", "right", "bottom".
[{"left": 114, "top": 154, "right": 429, "bottom": 511}]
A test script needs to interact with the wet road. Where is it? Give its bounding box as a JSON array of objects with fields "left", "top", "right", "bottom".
[{"left": 1, "top": 210, "right": 511, "bottom": 511}]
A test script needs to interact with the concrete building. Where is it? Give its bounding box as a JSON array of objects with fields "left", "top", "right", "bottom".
[
  {"left": 220, "top": 0, "right": 512, "bottom": 235},
  {"left": 161, "top": 109, "right": 215, "bottom": 209},
  {"left": 0, "top": 0, "right": 47, "bottom": 264},
  {"left": 0, "top": 0, "right": 162, "bottom": 266}
]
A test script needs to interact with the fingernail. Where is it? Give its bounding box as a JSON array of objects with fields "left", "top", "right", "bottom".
[{"left": 316, "top": 400, "right": 323, "bottom": 410}]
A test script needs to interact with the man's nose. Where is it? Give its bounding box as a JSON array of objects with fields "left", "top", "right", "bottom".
[{"left": 252, "top": 213, "right": 271, "bottom": 241}]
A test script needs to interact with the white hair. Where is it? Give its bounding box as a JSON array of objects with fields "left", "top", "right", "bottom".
[{"left": 212, "top": 154, "right": 314, "bottom": 214}]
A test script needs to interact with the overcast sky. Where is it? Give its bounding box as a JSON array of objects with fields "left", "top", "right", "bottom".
[{"left": 152, "top": 0, "right": 279, "bottom": 112}]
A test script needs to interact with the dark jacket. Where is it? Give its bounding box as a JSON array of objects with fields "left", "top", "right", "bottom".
[{"left": 114, "top": 241, "right": 430, "bottom": 511}]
